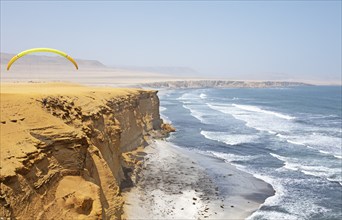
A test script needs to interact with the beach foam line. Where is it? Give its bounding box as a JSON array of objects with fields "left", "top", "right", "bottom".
[
  {"left": 207, "top": 150, "right": 259, "bottom": 163},
  {"left": 177, "top": 92, "right": 200, "bottom": 101},
  {"left": 270, "top": 153, "right": 342, "bottom": 181},
  {"left": 232, "top": 104, "right": 295, "bottom": 120},
  {"left": 275, "top": 134, "right": 306, "bottom": 146},
  {"left": 276, "top": 134, "right": 342, "bottom": 159},
  {"left": 199, "top": 93, "right": 207, "bottom": 99},
  {"left": 247, "top": 173, "right": 286, "bottom": 216},
  {"left": 270, "top": 153, "right": 298, "bottom": 171},
  {"left": 201, "top": 130, "right": 258, "bottom": 145},
  {"left": 206, "top": 103, "right": 293, "bottom": 134},
  {"left": 333, "top": 155, "right": 342, "bottom": 159},
  {"left": 182, "top": 104, "right": 206, "bottom": 123},
  {"left": 247, "top": 172, "right": 332, "bottom": 220},
  {"left": 319, "top": 150, "right": 330, "bottom": 155},
  {"left": 327, "top": 178, "right": 342, "bottom": 186},
  {"left": 247, "top": 210, "right": 299, "bottom": 220},
  {"left": 286, "top": 139, "right": 306, "bottom": 146}
]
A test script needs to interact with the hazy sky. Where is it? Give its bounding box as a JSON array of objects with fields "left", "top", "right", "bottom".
[{"left": 1, "top": 1, "right": 341, "bottom": 82}]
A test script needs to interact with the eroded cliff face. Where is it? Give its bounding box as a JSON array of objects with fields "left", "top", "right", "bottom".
[{"left": 0, "top": 84, "right": 163, "bottom": 219}]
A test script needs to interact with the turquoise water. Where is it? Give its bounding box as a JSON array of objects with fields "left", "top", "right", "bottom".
[{"left": 159, "top": 86, "right": 342, "bottom": 220}]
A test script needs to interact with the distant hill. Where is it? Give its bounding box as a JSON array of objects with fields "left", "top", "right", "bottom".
[
  {"left": 140, "top": 80, "right": 312, "bottom": 88},
  {"left": 0, "top": 53, "right": 320, "bottom": 86},
  {"left": 110, "top": 65, "right": 198, "bottom": 76},
  {"left": 1, "top": 53, "right": 107, "bottom": 71},
  {"left": 0, "top": 53, "right": 173, "bottom": 86}
]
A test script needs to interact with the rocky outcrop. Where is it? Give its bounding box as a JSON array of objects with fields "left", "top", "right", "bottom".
[
  {"left": 141, "top": 80, "right": 311, "bottom": 88},
  {"left": 0, "top": 85, "right": 164, "bottom": 219},
  {"left": 161, "top": 123, "right": 176, "bottom": 133}
]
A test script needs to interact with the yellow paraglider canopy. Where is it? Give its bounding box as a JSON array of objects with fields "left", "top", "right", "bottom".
[{"left": 7, "top": 48, "right": 78, "bottom": 70}]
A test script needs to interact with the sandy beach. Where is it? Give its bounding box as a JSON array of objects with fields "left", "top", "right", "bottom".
[{"left": 123, "top": 140, "right": 274, "bottom": 219}]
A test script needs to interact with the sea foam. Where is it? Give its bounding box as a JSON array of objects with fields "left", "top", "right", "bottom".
[
  {"left": 199, "top": 93, "right": 207, "bottom": 99},
  {"left": 160, "top": 106, "right": 167, "bottom": 112},
  {"left": 232, "top": 104, "right": 295, "bottom": 120},
  {"left": 269, "top": 153, "right": 342, "bottom": 183},
  {"left": 207, "top": 103, "right": 294, "bottom": 134},
  {"left": 182, "top": 105, "right": 206, "bottom": 123},
  {"left": 207, "top": 151, "right": 259, "bottom": 163},
  {"left": 201, "top": 130, "right": 258, "bottom": 145}
]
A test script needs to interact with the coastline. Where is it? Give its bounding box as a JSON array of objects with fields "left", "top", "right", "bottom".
[
  {"left": 0, "top": 82, "right": 276, "bottom": 219},
  {"left": 123, "top": 140, "right": 274, "bottom": 219}
]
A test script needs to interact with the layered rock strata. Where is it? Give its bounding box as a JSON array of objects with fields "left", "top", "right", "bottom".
[{"left": 0, "top": 83, "right": 164, "bottom": 219}]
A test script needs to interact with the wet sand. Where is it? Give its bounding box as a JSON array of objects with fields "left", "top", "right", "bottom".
[{"left": 123, "top": 140, "right": 274, "bottom": 219}]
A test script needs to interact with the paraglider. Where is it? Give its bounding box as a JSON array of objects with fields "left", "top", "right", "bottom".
[{"left": 6, "top": 48, "right": 79, "bottom": 70}]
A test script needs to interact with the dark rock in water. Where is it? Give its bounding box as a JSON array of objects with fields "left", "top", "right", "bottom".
[{"left": 161, "top": 123, "right": 176, "bottom": 133}]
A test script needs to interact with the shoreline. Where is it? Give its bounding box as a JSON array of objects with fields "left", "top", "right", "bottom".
[{"left": 122, "top": 140, "right": 274, "bottom": 219}]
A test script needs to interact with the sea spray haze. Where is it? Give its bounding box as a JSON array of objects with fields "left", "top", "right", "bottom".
[{"left": 159, "top": 86, "right": 342, "bottom": 219}]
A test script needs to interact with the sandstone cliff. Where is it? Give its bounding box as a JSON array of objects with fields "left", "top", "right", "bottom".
[{"left": 0, "top": 83, "right": 164, "bottom": 219}]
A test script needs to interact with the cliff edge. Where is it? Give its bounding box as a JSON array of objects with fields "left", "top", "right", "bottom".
[{"left": 0, "top": 83, "right": 164, "bottom": 219}]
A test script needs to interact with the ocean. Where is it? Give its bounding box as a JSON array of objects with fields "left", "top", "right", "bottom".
[{"left": 158, "top": 86, "right": 342, "bottom": 220}]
